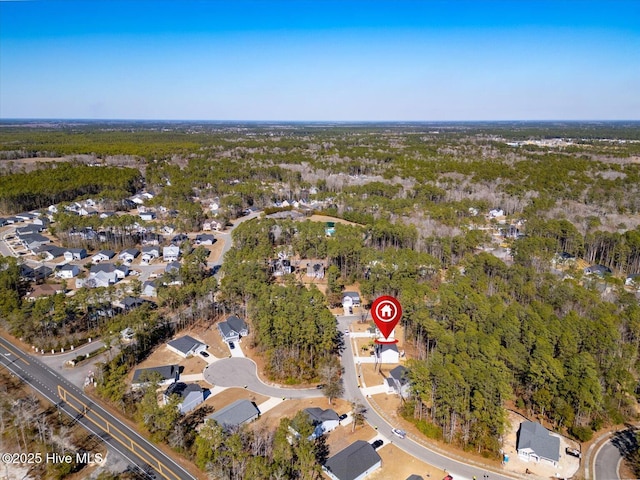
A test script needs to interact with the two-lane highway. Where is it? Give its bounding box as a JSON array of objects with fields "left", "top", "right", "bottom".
[{"left": 0, "top": 335, "right": 196, "bottom": 480}]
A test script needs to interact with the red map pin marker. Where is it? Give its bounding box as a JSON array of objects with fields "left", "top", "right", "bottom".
[{"left": 371, "top": 295, "right": 402, "bottom": 342}]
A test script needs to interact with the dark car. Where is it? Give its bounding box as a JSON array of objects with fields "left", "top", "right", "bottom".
[
  {"left": 316, "top": 384, "right": 325, "bottom": 389},
  {"left": 229, "top": 342, "right": 235, "bottom": 350},
  {"left": 199, "top": 351, "right": 209, "bottom": 358},
  {"left": 566, "top": 447, "right": 581, "bottom": 458},
  {"left": 371, "top": 439, "right": 383, "bottom": 449},
  {"left": 339, "top": 413, "right": 348, "bottom": 421}
]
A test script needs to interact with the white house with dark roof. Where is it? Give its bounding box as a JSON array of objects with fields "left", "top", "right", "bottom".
[
  {"left": 141, "top": 246, "right": 160, "bottom": 263},
  {"left": 374, "top": 342, "right": 399, "bottom": 364},
  {"left": 207, "top": 399, "right": 260, "bottom": 429},
  {"left": 163, "top": 382, "right": 207, "bottom": 414},
  {"left": 131, "top": 365, "right": 179, "bottom": 388},
  {"left": 163, "top": 245, "right": 180, "bottom": 262},
  {"left": 305, "top": 407, "right": 340, "bottom": 437},
  {"left": 323, "top": 440, "right": 382, "bottom": 480},
  {"left": 92, "top": 250, "right": 116, "bottom": 264},
  {"left": 119, "top": 248, "right": 140, "bottom": 263},
  {"left": 56, "top": 264, "right": 80, "bottom": 279},
  {"left": 167, "top": 335, "right": 206, "bottom": 358},
  {"left": 63, "top": 248, "right": 87, "bottom": 262},
  {"left": 195, "top": 234, "right": 215, "bottom": 245},
  {"left": 387, "top": 365, "right": 411, "bottom": 398},
  {"left": 517, "top": 421, "right": 560, "bottom": 467}
]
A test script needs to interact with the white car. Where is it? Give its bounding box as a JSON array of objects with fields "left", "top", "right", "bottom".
[{"left": 392, "top": 428, "right": 406, "bottom": 439}]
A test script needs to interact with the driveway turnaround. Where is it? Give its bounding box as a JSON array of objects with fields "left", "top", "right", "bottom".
[{"left": 203, "top": 357, "right": 323, "bottom": 399}]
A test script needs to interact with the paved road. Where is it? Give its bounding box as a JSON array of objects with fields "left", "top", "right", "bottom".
[
  {"left": 594, "top": 429, "right": 637, "bottom": 480},
  {"left": 0, "top": 336, "right": 195, "bottom": 480},
  {"left": 336, "top": 315, "right": 516, "bottom": 480},
  {"left": 203, "top": 357, "right": 324, "bottom": 399}
]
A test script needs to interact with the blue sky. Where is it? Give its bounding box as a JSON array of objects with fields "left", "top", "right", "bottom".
[{"left": 1, "top": 0, "right": 638, "bottom": 121}]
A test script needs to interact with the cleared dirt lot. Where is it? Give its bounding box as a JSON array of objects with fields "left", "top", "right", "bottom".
[{"left": 203, "top": 387, "right": 269, "bottom": 413}]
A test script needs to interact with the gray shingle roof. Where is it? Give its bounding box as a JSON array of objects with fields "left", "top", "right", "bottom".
[
  {"left": 207, "top": 400, "right": 260, "bottom": 428},
  {"left": 167, "top": 335, "right": 204, "bottom": 355},
  {"left": 305, "top": 407, "right": 339, "bottom": 424},
  {"left": 323, "top": 440, "right": 381, "bottom": 480},
  {"left": 132, "top": 365, "right": 179, "bottom": 384},
  {"left": 517, "top": 421, "right": 560, "bottom": 462},
  {"left": 164, "top": 382, "right": 201, "bottom": 399}
]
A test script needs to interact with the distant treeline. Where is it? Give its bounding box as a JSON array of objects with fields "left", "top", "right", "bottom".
[{"left": 0, "top": 163, "right": 142, "bottom": 214}]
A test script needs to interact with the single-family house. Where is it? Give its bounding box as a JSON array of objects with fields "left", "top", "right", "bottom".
[
  {"left": 217, "top": 322, "right": 239, "bottom": 344},
  {"left": 121, "top": 296, "right": 153, "bottom": 311},
  {"left": 119, "top": 248, "right": 140, "bottom": 264},
  {"left": 142, "top": 280, "right": 158, "bottom": 297},
  {"left": 131, "top": 365, "right": 179, "bottom": 388},
  {"left": 306, "top": 260, "right": 326, "bottom": 279},
  {"left": 141, "top": 246, "right": 160, "bottom": 263},
  {"left": 99, "top": 211, "right": 115, "bottom": 219},
  {"left": 206, "top": 400, "right": 260, "bottom": 429},
  {"left": 18, "top": 233, "right": 51, "bottom": 251},
  {"left": 121, "top": 327, "right": 135, "bottom": 341},
  {"left": 203, "top": 220, "right": 224, "bottom": 231},
  {"left": 20, "top": 265, "right": 53, "bottom": 282},
  {"left": 25, "top": 283, "right": 64, "bottom": 301},
  {"left": 323, "top": 440, "right": 382, "bottom": 480},
  {"left": 139, "top": 211, "right": 156, "bottom": 221},
  {"left": 375, "top": 343, "right": 399, "bottom": 364},
  {"left": 78, "top": 207, "right": 98, "bottom": 216},
  {"left": 63, "top": 248, "right": 87, "bottom": 262},
  {"left": 167, "top": 335, "right": 207, "bottom": 358},
  {"left": 305, "top": 408, "right": 340, "bottom": 438},
  {"left": 56, "top": 264, "right": 80, "bottom": 279},
  {"left": 16, "top": 225, "right": 43, "bottom": 236},
  {"left": 32, "top": 216, "right": 49, "bottom": 228},
  {"left": 343, "top": 292, "right": 361, "bottom": 307},
  {"left": 626, "top": 274, "right": 640, "bottom": 288},
  {"left": 165, "top": 261, "right": 181, "bottom": 274},
  {"left": 387, "top": 365, "right": 411, "bottom": 398},
  {"left": 195, "top": 234, "right": 215, "bottom": 245},
  {"left": 15, "top": 212, "right": 36, "bottom": 221},
  {"left": 92, "top": 250, "right": 116, "bottom": 264},
  {"left": 517, "top": 421, "right": 560, "bottom": 467},
  {"left": 584, "top": 264, "right": 612, "bottom": 276},
  {"left": 489, "top": 208, "right": 505, "bottom": 218},
  {"left": 217, "top": 315, "right": 249, "bottom": 343},
  {"left": 163, "top": 382, "right": 207, "bottom": 414},
  {"left": 34, "top": 245, "right": 66, "bottom": 260},
  {"left": 163, "top": 245, "right": 180, "bottom": 262},
  {"left": 90, "top": 263, "right": 129, "bottom": 281}
]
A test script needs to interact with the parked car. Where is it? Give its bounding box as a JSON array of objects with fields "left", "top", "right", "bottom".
[
  {"left": 199, "top": 351, "right": 209, "bottom": 358},
  {"left": 344, "top": 329, "right": 349, "bottom": 335},
  {"left": 339, "top": 413, "right": 348, "bottom": 421},
  {"left": 392, "top": 428, "right": 406, "bottom": 439},
  {"left": 316, "top": 384, "right": 325, "bottom": 389},
  {"left": 566, "top": 447, "right": 581, "bottom": 458},
  {"left": 371, "top": 439, "right": 384, "bottom": 449},
  {"left": 229, "top": 342, "right": 235, "bottom": 350}
]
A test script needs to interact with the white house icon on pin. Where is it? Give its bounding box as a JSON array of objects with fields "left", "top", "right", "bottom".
[{"left": 380, "top": 304, "right": 393, "bottom": 319}]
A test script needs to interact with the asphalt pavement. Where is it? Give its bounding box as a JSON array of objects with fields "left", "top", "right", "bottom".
[
  {"left": 0, "top": 336, "right": 195, "bottom": 480},
  {"left": 336, "top": 314, "right": 516, "bottom": 480}
]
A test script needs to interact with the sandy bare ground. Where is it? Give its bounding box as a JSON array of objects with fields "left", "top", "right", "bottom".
[
  {"left": 306, "top": 214, "right": 362, "bottom": 226},
  {"left": 258, "top": 397, "right": 351, "bottom": 430},
  {"left": 203, "top": 387, "right": 269, "bottom": 413}
]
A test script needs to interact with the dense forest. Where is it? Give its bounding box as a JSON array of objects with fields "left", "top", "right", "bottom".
[{"left": 0, "top": 163, "right": 142, "bottom": 213}]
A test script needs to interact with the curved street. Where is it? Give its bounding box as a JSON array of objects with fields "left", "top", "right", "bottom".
[{"left": 203, "top": 357, "right": 323, "bottom": 399}]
